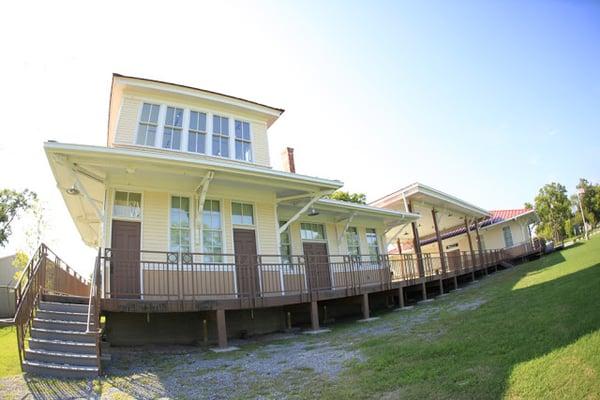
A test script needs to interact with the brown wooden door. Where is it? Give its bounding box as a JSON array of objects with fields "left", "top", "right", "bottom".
[
  {"left": 110, "top": 220, "right": 141, "bottom": 299},
  {"left": 233, "top": 229, "right": 259, "bottom": 297},
  {"left": 303, "top": 242, "right": 331, "bottom": 290},
  {"left": 446, "top": 249, "right": 461, "bottom": 272}
]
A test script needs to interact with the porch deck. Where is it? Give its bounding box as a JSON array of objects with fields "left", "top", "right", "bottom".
[{"left": 99, "top": 241, "right": 542, "bottom": 313}]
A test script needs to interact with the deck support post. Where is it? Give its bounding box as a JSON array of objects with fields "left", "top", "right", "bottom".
[
  {"left": 310, "top": 301, "right": 320, "bottom": 330},
  {"left": 439, "top": 278, "right": 444, "bottom": 294},
  {"left": 453, "top": 276, "right": 458, "bottom": 290},
  {"left": 216, "top": 309, "right": 228, "bottom": 348},
  {"left": 421, "top": 282, "right": 427, "bottom": 301},
  {"left": 361, "top": 293, "right": 370, "bottom": 320},
  {"left": 398, "top": 286, "right": 405, "bottom": 308}
]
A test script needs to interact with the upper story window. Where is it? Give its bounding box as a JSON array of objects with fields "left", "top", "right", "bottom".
[
  {"left": 232, "top": 202, "right": 254, "bottom": 225},
  {"left": 345, "top": 227, "right": 360, "bottom": 256},
  {"left": 301, "top": 223, "right": 326, "bottom": 241},
  {"left": 366, "top": 228, "right": 379, "bottom": 259},
  {"left": 113, "top": 191, "right": 141, "bottom": 219},
  {"left": 188, "top": 111, "right": 207, "bottom": 154},
  {"left": 136, "top": 103, "right": 160, "bottom": 146},
  {"left": 162, "top": 107, "right": 184, "bottom": 150},
  {"left": 212, "top": 115, "right": 229, "bottom": 157},
  {"left": 503, "top": 226, "right": 513, "bottom": 247},
  {"left": 235, "top": 120, "right": 252, "bottom": 162}
]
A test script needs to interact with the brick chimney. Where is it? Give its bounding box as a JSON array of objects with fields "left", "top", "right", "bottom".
[{"left": 281, "top": 147, "right": 296, "bottom": 173}]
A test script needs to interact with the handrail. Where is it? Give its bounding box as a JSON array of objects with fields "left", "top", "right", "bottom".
[
  {"left": 86, "top": 249, "right": 101, "bottom": 333},
  {"left": 13, "top": 243, "right": 91, "bottom": 371}
]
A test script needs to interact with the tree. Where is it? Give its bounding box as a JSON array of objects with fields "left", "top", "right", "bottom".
[
  {"left": 534, "top": 183, "right": 572, "bottom": 242},
  {"left": 0, "top": 189, "right": 38, "bottom": 247},
  {"left": 576, "top": 178, "right": 600, "bottom": 226},
  {"left": 12, "top": 250, "right": 29, "bottom": 281},
  {"left": 326, "top": 191, "right": 367, "bottom": 205},
  {"left": 524, "top": 202, "right": 533, "bottom": 210}
]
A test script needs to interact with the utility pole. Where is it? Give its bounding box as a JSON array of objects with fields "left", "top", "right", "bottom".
[{"left": 578, "top": 187, "right": 589, "bottom": 240}]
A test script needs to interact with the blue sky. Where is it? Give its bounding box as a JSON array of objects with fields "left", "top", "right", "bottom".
[{"left": 0, "top": 0, "right": 598, "bottom": 272}]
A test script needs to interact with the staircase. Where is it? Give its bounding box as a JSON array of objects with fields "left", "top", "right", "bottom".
[{"left": 23, "top": 297, "right": 99, "bottom": 378}]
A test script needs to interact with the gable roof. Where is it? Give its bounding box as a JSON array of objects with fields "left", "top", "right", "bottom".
[{"left": 112, "top": 73, "right": 285, "bottom": 114}]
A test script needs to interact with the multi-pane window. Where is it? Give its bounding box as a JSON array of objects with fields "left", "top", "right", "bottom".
[
  {"left": 136, "top": 103, "right": 160, "bottom": 146},
  {"left": 232, "top": 202, "right": 254, "bottom": 225},
  {"left": 235, "top": 120, "right": 252, "bottom": 161},
  {"left": 345, "top": 227, "right": 361, "bottom": 256},
  {"left": 170, "top": 196, "right": 190, "bottom": 252},
  {"left": 162, "top": 107, "right": 183, "bottom": 150},
  {"left": 366, "top": 228, "right": 380, "bottom": 260},
  {"left": 503, "top": 226, "right": 513, "bottom": 247},
  {"left": 188, "top": 111, "right": 207, "bottom": 154},
  {"left": 212, "top": 115, "right": 229, "bottom": 157},
  {"left": 113, "top": 191, "right": 141, "bottom": 219},
  {"left": 202, "top": 199, "right": 223, "bottom": 262},
  {"left": 300, "top": 223, "right": 326, "bottom": 241},
  {"left": 279, "top": 221, "right": 292, "bottom": 263}
]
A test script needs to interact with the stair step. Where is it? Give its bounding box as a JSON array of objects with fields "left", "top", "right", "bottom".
[
  {"left": 36, "top": 310, "right": 89, "bottom": 323},
  {"left": 26, "top": 348, "right": 98, "bottom": 366},
  {"left": 23, "top": 360, "right": 98, "bottom": 379},
  {"left": 33, "top": 318, "right": 88, "bottom": 332},
  {"left": 31, "top": 328, "right": 96, "bottom": 343},
  {"left": 29, "top": 338, "right": 97, "bottom": 354},
  {"left": 39, "top": 301, "right": 88, "bottom": 313}
]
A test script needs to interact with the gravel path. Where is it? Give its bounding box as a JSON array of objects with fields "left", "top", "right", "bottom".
[{"left": 0, "top": 291, "right": 487, "bottom": 399}]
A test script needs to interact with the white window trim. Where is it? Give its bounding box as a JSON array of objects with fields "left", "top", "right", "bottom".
[
  {"left": 111, "top": 190, "right": 143, "bottom": 222},
  {"left": 200, "top": 197, "right": 225, "bottom": 258},
  {"left": 234, "top": 119, "right": 254, "bottom": 162},
  {"left": 134, "top": 100, "right": 258, "bottom": 165},
  {"left": 231, "top": 200, "right": 256, "bottom": 228},
  {"left": 167, "top": 193, "right": 194, "bottom": 254}
]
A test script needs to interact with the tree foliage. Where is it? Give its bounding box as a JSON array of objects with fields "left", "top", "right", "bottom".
[
  {"left": 326, "top": 191, "right": 367, "bottom": 205},
  {"left": 12, "top": 250, "right": 29, "bottom": 281},
  {"left": 534, "top": 182, "right": 572, "bottom": 242},
  {"left": 575, "top": 178, "right": 600, "bottom": 226},
  {"left": 0, "top": 189, "right": 38, "bottom": 247}
]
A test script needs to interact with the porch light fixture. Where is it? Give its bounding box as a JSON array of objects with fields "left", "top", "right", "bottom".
[
  {"left": 308, "top": 207, "right": 319, "bottom": 217},
  {"left": 65, "top": 185, "right": 80, "bottom": 196}
]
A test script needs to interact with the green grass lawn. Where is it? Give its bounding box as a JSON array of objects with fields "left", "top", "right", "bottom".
[
  {"left": 318, "top": 235, "right": 600, "bottom": 400},
  {"left": 0, "top": 326, "right": 20, "bottom": 377},
  {"left": 1, "top": 236, "right": 599, "bottom": 400}
]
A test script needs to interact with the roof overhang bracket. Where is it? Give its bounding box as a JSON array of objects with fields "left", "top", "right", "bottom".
[
  {"left": 338, "top": 212, "right": 357, "bottom": 242},
  {"left": 70, "top": 167, "right": 104, "bottom": 221},
  {"left": 278, "top": 192, "right": 327, "bottom": 234}
]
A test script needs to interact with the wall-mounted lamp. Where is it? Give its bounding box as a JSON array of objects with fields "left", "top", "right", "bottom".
[{"left": 66, "top": 185, "right": 80, "bottom": 196}]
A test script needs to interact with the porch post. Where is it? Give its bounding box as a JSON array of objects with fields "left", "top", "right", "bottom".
[
  {"left": 361, "top": 293, "right": 370, "bottom": 320},
  {"left": 396, "top": 238, "right": 403, "bottom": 255},
  {"left": 398, "top": 286, "right": 405, "bottom": 308},
  {"left": 474, "top": 219, "right": 487, "bottom": 275},
  {"left": 310, "top": 301, "right": 320, "bottom": 330},
  {"left": 216, "top": 309, "right": 228, "bottom": 348},
  {"left": 421, "top": 282, "right": 428, "bottom": 301},
  {"left": 431, "top": 209, "right": 447, "bottom": 273},
  {"left": 464, "top": 217, "right": 477, "bottom": 281},
  {"left": 408, "top": 201, "right": 425, "bottom": 278}
]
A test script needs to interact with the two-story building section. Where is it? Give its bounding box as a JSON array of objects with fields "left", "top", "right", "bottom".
[{"left": 44, "top": 74, "right": 421, "bottom": 348}]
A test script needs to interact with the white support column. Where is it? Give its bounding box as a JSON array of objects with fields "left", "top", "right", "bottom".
[{"left": 195, "top": 171, "right": 215, "bottom": 254}]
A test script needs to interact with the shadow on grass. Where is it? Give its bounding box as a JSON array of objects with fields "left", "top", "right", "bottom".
[{"left": 321, "top": 242, "right": 600, "bottom": 399}]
